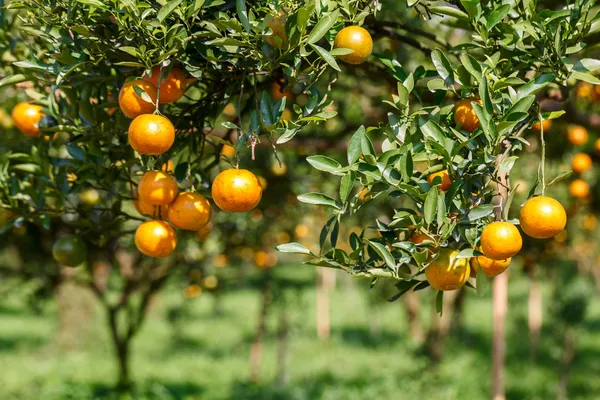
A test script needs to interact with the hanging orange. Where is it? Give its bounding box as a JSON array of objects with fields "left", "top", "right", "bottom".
[
  {"left": 211, "top": 169, "right": 263, "bottom": 212},
  {"left": 480, "top": 221, "right": 522, "bottom": 260},
  {"left": 454, "top": 99, "right": 482, "bottom": 133},
  {"left": 118, "top": 80, "right": 157, "bottom": 119},
  {"left": 427, "top": 170, "right": 452, "bottom": 191},
  {"left": 569, "top": 179, "right": 590, "bottom": 198},
  {"left": 567, "top": 125, "right": 588, "bottom": 146},
  {"left": 128, "top": 114, "right": 175, "bottom": 155},
  {"left": 143, "top": 66, "right": 188, "bottom": 104},
  {"left": 519, "top": 196, "right": 566, "bottom": 239},
  {"left": 571, "top": 153, "right": 592, "bottom": 173},
  {"left": 470, "top": 255, "right": 511, "bottom": 278},
  {"left": 168, "top": 192, "right": 212, "bottom": 231},
  {"left": 12, "top": 102, "right": 44, "bottom": 137},
  {"left": 133, "top": 189, "right": 169, "bottom": 219},
  {"left": 137, "top": 171, "right": 178, "bottom": 205},
  {"left": 334, "top": 26, "right": 373, "bottom": 65},
  {"left": 532, "top": 119, "right": 552, "bottom": 132},
  {"left": 134, "top": 220, "right": 177, "bottom": 258},
  {"left": 425, "top": 249, "right": 470, "bottom": 291}
]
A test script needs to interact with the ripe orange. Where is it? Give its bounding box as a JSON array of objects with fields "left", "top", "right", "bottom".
[
  {"left": 427, "top": 170, "right": 452, "bottom": 191},
  {"left": 569, "top": 179, "right": 590, "bottom": 198},
  {"left": 138, "top": 171, "right": 178, "bottom": 205},
  {"left": 576, "top": 82, "right": 595, "bottom": 101},
  {"left": 265, "top": 11, "right": 288, "bottom": 48},
  {"left": 281, "top": 108, "right": 293, "bottom": 121},
  {"left": 334, "top": 26, "right": 373, "bottom": 65},
  {"left": 184, "top": 284, "right": 202, "bottom": 298},
  {"left": 519, "top": 196, "right": 567, "bottom": 239},
  {"left": 221, "top": 144, "right": 236, "bottom": 158},
  {"left": 143, "top": 66, "right": 188, "bottom": 104},
  {"left": 571, "top": 153, "right": 592, "bottom": 173},
  {"left": 532, "top": 119, "right": 552, "bottom": 132},
  {"left": 410, "top": 232, "right": 434, "bottom": 244},
  {"left": 425, "top": 249, "right": 470, "bottom": 291},
  {"left": 470, "top": 255, "right": 510, "bottom": 278},
  {"left": 118, "top": 80, "right": 157, "bottom": 119},
  {"left": 212, "top": 169, "right": 263, "bottom": 212},
  {"left": 12, "top": 102, "right": 44, "bottom": 137},
  {"left": 254, "top": 250, "right": 277, "bottom": 268},
  {"left": 213, "top": 253, "right": 229, "bottom": 267},
  {"left": 595, "top": 139, "right": 600, "bottom": 155},
  {"left": 128, "top": 114, "right": 175, "bottom": 155},
  {"left": 567, "top": 125, "right": 588, "bottom": 146},
  {"left": 52, "top": 235, "right": 87, "bottom": 267},
  {"left": 134, "top": 220, "right": 177, "bottom": 258},
  {"left": 161, "top": 160, "right": 174, "bottom": 172},
  {"left": 271, "top": 82, "right": 293, "bottom": 102},
  {"left": 480, "top": 221, "right": 522, "bottom": 260},
  {"left": 133, "top": 189, "right": 169, "bottom": 219},
  {"left": 168, "top": 192, "right": 211, "bottom": 231},
  {"left": 454, "top": 99, "right": 482, "bottom": 133}
]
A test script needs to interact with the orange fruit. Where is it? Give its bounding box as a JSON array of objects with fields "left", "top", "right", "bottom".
[
  {"left": 212, "top": 169, "right": 263, "bottom": 212},
  {"left": 184, "top": 284, "right": 202, "bottom": 298},
  {"left": 334, "top": 26, "right": 373, "bottom": 65},
  {"left": 168, "top": 192, "right": 211, "bottom": 231},
  {"left": 12, "top": 102, "right": 44, "bottom": 137},
  {"left": 52, "top": 236, "right": 87, "bottom": 267},
  {"left": 571, "top": 153, "right": 592, "bottom": 173},
  {"left": 223, "top": 103, "right": 237, "bottom": 117},
  {"left": 221, "top": 144, "right": 236, "bottom": 158},
  {"left": 480, "top": 221, "right": 522, "bottom": 260},
  {"left": 519, "top": 196, "right": 567, "bottom": 239},
  {"left": 161, "top": 160, "right": 174, "bottom": 172},
  {"left": 410, "top": 232, "right": 434, "bottom": 244},
  {"left": 532, "top": 119, "right": 552, "bottom": 132},
  {"left": 133, "top": 189, "right": 169, "bottom": 219},
  {"left": 295, "top": 224, "right": 308, "bottom": 238},
  {"left": 567, "top": 125, "right": 588, "bottom": 146},
  {"left": 143, "top": 66, "right": 187, "bottom": 104},
  {"left": 569, "top": 179, "right": 590, "bottom": 198},
  {"left": 454, "top": 98, "right": 482, "bottom": 133},
  {"left": 470, "top": 256, "right": 510, "bottom": 278},
  {"left": 137, "top": 170, "right": 178, "bottom": 205},
  {"left": 213, "top": 254, "right": 229, "bottom": 267},
  {"left": 265, "top": 11, "right": 288, "bottom": 48},
  {"left": 134, "top": 220, "right": 177, "bottom": 258},
  {"left": 427, "top": 170, "right": 452, "bottom": 191},
  {"left": 128, "top": 114, "right": 175, "bottom": 155},
  {"left": 576, "top": 82, "right": 595, "bottom": 100},
  {"left": 271, "top": 82, "right": 293, "bottom": 102},
  {"left": 594, "top": 139, "right": 600, "bottom": 155},
  {"left": 425, "top": 249, "right": 470, "bottom": 291},
  {"left": 118, "top": 80, "right": 157, "bottom": 119}
]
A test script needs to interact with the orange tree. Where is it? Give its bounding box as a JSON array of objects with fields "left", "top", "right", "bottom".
[{"left": 277, "top": 1, "right": 598, "bottom": 306}]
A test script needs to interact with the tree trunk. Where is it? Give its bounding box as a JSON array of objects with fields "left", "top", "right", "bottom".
[
  {"left": 528, "top": 272, "right": 542, "bottom": 357},
  {"left": 492, "top": 271, "right": 508, "bottom": 400},
  {"left": 557, "top": 328, "right": 576, "bottom": 400},
  {"left": 276, "top": 307, "right": 289, "bottom": 387},
  {"left": 108, "top": 309, "right": 132, "bottom": 392},
  {"left": 249, "top": 281, "right": 270, "bottom": 382},
  {"left": 403, "top": 290, "right": 424, "bottom": 342},
  {"left": 316, "top": 268, "right": 333, "bottom": 340}
]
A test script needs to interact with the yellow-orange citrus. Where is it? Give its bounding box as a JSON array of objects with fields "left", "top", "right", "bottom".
[
  {"left": 161, "top": 160, "right": 174, "bottom": 172},
  {"left": 519, "top": 196, "right": 567, "bottom": 239},
  {"left": 454, "top": 99, "right": 482, "bottom": 133},
  {"left": 184, "top": 284, "right": 202, "bottom": 298},
  {"left": 595, "top": 139, "right": 600, "bottom": 155},
  {"left": 567, "top": 125, "right": 588, "bottom": 146},
  {"left": 271, "top": 82, "right": 293, "bottom": 102},
  {"left": 470, "top": 256, "right": 511, "bottom": 278},
  {"left": 118, "top": 80, "right": 157, "bottom": 119},
  {"left": 576, "top": 82, "right": 595, "bottom": 100},
  {"left": 425, "top": 249, "right": 470, "bottom": 291},
  {"left": 138, "top": 171, "right": 178, "bottom": 205},
  {"left": 128, "top": 114, "right": 175, "bottom": 155},
  {"left": 480, "top": 221, "right": 522, "bottom": 260},
  {"left": 168, "top": 192, "right": 211, "bottom": 231},
  {"left": 427, "top": 170, "right": 452, "bottom": 191},
  {"left": 221, "top": 144, "right": 236, "bottom": 158},
  {"left": 134, "top": 190, "right": 169, "bottom": 219},
  {"left": 134, "top": 220, "right": 177, "bottom": 258},
  {"left": 571, "top": 153, "right": 592, "bottom": 173},
  {"left": 212, "top": 169, "right": 263, "bottom": 212},
  {"left": 143, "top": 66, "right": 188, "bottom": 104},
  {"left": 532, "top": 119, "right": 552, "bottom": 132},
  {"left": 334, "top": 26, "right": 373, "bottom": 65},
  {"left": 12, "top": 102, "right": 44, "bottom": 137},
  {"left": 569, "top": 179, "right": 590, "bottom": 198},
  {"left": 265, "top": 11, "right": 288, "bottom": 48}
]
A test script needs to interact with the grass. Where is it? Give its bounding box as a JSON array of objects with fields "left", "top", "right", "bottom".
[{"left": 0, "top": 265, "right": 599, "bottom": 399}]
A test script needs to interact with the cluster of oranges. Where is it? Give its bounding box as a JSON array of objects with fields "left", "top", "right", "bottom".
[
  {"left": 421, "top": 99, "right": 569, "bottom": 291},
  {"left": 566, "top": 125, "right": 594, "bottom": 199}
]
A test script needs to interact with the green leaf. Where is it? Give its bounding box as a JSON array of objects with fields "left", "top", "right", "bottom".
[
  {"left": 297, "top": 193, "right": 340, "bottom": 209},
  {"left": 518, "top": 74, "right": 555, "bottom": 98},
  {"left": 339, "top": 171, "right": 356, "bottom": 203},
  {"left": 429, "top": 6, "right": 469, "bottom": 21},
  {"left": 475, "top": 265, "right": 489, "bottom": 296},
  {"left": 547, "top": 171, "right": 572, "bottom": 187},
  {"left": 66, "top": 143, "right": 85, "bottom": 161},
  {"left": 369, "top": 241, "right": 396, "bottom": 270},
  {"left": 310, "top": 44, "right": 341, "bottom": 71},
  {"left": 486, "top": 4, "right": 511, "bottom": 30},
  {"left": 307, "top": 9, "right": 340, "bottom": 44},
  {"left": 276, "top": 242, "right": 313, "bottom": 255},
  {"left": 77, "top": 0, "right": 108, "bottom": 9},
  {"left": 465, "top": 204, "right": 494, "bottom": 221},
  {"left": 570, "top": 71, "right": 600, "bottom": 84},
  {"left": 174, "top": 162, "right": 188, "bottom": 181},
  {"left": 0, "top": 74, "right": 28, "bottom": 88},
  {"left": 431, "top": 49, "right": 454, "bottom": 85},
  {"left": 306, "top": 155, "right": 342, "bottom": 174},
  {"left": 236, "top": 0, "right": 251, "bottom": 32},
  {"left": 424, "top": 188, "right": 438, "bottom": 225},
  {"left": 157, "top": 0, "right": 183, "bottom": 22},
  {"left": 347, "top": 126, "right": 365, "bottom": 164},
  {"left": 572, "top": 58, "right": 600, "bottom": 73},
  {"left": 459, "top": 53, "right": 482, "bottom": 82}
]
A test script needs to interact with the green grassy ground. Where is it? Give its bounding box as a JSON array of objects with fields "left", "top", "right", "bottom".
[{"left": 0, "top": 265, "right": 599, "bottom": 400}]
